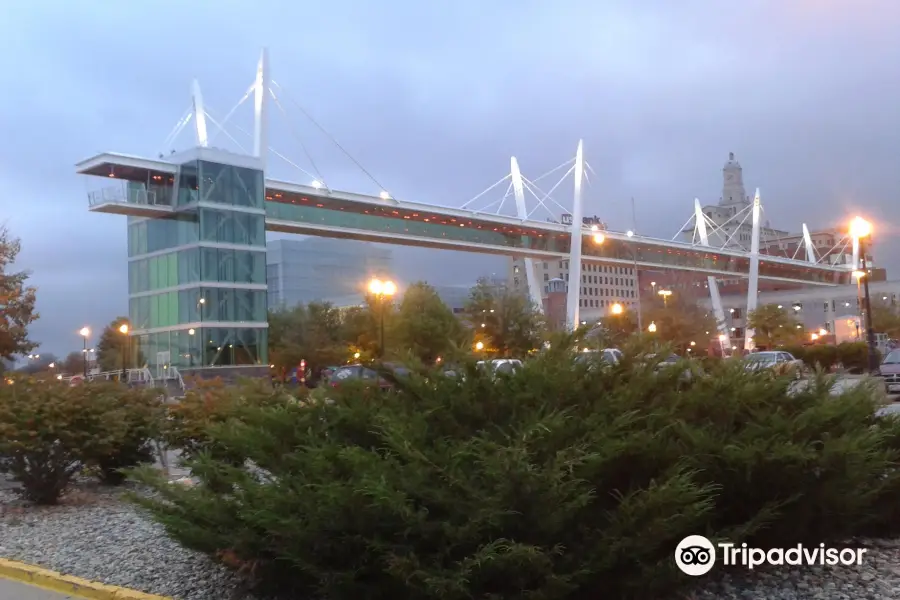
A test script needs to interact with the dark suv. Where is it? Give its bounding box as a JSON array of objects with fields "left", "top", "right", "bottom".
[{"left": 880, "top": 349, "right": 900, "bottom": 395}]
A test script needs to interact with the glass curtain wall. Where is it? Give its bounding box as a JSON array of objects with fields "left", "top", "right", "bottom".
[{"left": 128, "top": 159, "right": 269, "bottom": 371}]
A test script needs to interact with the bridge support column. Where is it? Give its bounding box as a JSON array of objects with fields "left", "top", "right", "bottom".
[
  {"left": 510, "top": 157, "right": 544, "bottom": 313},
  {"left": 190, "top": 80, "right": 209, "bottom": 148},
  {"left": 744, "top": 189, "right": 761, "bottom": 351},
  {"left": 565, "top": 140, "right": 585, "bottom": 330},
  {"left": 694, "top": 199, "right": 729, "bottom": 352},
  {"left": 253, "top": 48, "right": 270, "bottom": 168},
  {"left": 802, "top": 224, "right": 816, "bottom": 263}
]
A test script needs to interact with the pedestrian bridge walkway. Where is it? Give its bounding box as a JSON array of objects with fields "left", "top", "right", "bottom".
[{"left": 77, "top": 153, "right": 850, "bottom": 287}]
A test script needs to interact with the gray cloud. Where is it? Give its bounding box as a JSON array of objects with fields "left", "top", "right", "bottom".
[{"left": 2, "top": 0, "right": 899, "bottom": 357}]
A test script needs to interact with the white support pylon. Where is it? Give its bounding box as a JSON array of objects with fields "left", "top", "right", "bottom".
[
  {"left": 566, "top": 140, "right": 586, "bottom": 330},
  {"left": 253, "top": 48, "right": 270, "bottom": 167},
  {"left": 510, "top": 157, "right": 544, "bottom": 313},
  {"left": 744, "top": 189, "right": 762, "bottom": 351},
  {"left": 802, "top": 224, "right": 816, "bottom": 263},
  {"left": 694, "top": 199, "right": 729, "bottom": 351},
  {"left": 190, "top": 79, "right": 209, "bottom": 148}
]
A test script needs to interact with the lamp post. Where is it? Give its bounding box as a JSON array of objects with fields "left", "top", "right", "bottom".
[
  {"left": 188, "top": 328, "right": 196, "bottom": 367},
  {"left": 658, "top": 289, "right": 672, "bottom": 308},
  {"left": 118, "top": 323, "right": 130, "bottom": 381},
  {"left": 850, "top": 217, "right": 878, "bottom": 372},
  {"left": 79, "top": 327, "right": 90, "bottom": 377},
  {"left": 368, "top": 277, "right": 396, "bottom": 358}
]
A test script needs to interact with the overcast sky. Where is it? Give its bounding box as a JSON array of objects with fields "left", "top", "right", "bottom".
[{"left": 3, "top": 0, "right": 900, "bottom": 358}]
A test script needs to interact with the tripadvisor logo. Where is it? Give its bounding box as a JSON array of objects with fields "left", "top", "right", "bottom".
[{"left": 675, "top": 535, "right": 867, "bottom": 576}]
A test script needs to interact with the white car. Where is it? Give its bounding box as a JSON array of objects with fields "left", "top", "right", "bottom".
[
  {"left": 476, "top": 359, "right": 523, "bottom": 375},
  {"left": 744, "top": 351, "right": 805, "bottom": 377}
]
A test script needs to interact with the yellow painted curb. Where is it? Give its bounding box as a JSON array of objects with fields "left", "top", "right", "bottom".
[{"left": 0, "top": 558, "right": 172, "bottom": 599}]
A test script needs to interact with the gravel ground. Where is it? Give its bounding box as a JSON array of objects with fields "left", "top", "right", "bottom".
[
  {"left": 5, "top": 478, "right": 900, "bottom": 600},
  {"left": 0, "top": 484, "right": 255, "bottom": 600},
  {"left": 685, "top": 539, "right": 900, "bottom": 600}
]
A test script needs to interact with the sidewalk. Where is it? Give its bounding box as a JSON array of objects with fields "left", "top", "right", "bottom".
[{"left": 0, "top": 579, "right": 75, "bottom": 599}]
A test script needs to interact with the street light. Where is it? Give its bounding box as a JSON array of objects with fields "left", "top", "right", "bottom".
[
  {"left": 118, "top": 323, "right": 129, "bottom": 380},
  {"left": 850, "top": 216, "right": 878, "bottom": 372},
  {"left": 611, "top": 302, "right": 623, "bottom": 315},
  {"left": 475, "top": 341, "right": 484, "bottom": 351},
  {"left": 648, "top": 321, "right": 657, "bottom": 333},
  {"left": 368, "top": 277, "right": 396, "bottom": 358},
  {"left": 658, "top": 289, "right": 672, "bottom": 307},
  {"left": 79, "top": 327, "right": 90, "bottom": 377}
]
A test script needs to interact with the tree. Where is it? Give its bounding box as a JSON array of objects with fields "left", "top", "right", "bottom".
[
  {"left": 61, "top": 351, "right": 85, "bottom": 376},
  {"left": 601, "top": 296, "right": 716, "bottom": 353},
  {"left": 462, "top": 279, "right": 544, "bottom": 356},
  {"left": 96, "top": 317, "right": 137, "bottom": 372},
  {"left": 268, "top": 302, "right": 352, "bottom": 380},
  {"left": 872, "top": 304, "right": 900, "bottom": 339},
  {"left": 0, "top": 226, "right": 38, "bottom": 360},
  {"left": 394, "top": 282, "right": 465, "bottom": 363},
  {"left": 746, "top": 304, "right": 805, "bottom": 349}
]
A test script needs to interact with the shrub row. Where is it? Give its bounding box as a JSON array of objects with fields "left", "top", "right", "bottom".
[
  {"left": 781, "top": 341, "right": 879, "bottom": 373},
  {"left": 0, "top": 377, "right": 163, "bottom": 503},
  {"left": 132, "top": 338, "right": 900, "bottom": 600}
]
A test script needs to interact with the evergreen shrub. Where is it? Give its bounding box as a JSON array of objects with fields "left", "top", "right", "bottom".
[{"left": 133, "top": 339, "right": 900, "bottom": 600}]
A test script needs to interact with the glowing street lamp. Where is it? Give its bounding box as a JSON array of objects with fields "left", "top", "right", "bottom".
[
  {"left": 611, "top": 303, "right": 623, "bottom": 315},
  {"left": 368, "top": 277, "right": 397, "bottom": 358},
  {"left": 474, "top": 341, "right": 484, "bottom": 351},
  {"left": 811, "top": 333, "right": 819, "bottom": 341},
  {"left": 849, "top": 216, "right": 877, "bottom": 372},
  {"left": 648, "top": 321, "right": 657, "bottom": 333},
  {"left": 117, "top": 323, "right": 130, "bottom": 378},
  {"left": 658, "top": 289, "right": 672, "bottom": 307}
]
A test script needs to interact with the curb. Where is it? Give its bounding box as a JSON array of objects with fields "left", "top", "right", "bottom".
[{"left": 0, "top": 558, "right": 172, "bottom": 599}]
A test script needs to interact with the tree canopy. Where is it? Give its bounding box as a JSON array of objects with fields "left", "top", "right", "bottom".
[
  {"left": 95, "top": 317, "right": 141, "bottom": 372},
  {"left": 603, "top": 295, "right": 716, "bottom": 352},
  {"left": 872, "top": 304, "right": 900, "bottom": 339},
  {"left": 394, "top": 282, "right": 465, "bottom": 363},
  {"left": 746, "top": 304, "right": 805, "bottom": 349},
  {"left": 462, "top": 278, "right": 545, "bottom": 357},
  {"left": 0, "top": 226, "right": 38, "bottom": 360}
]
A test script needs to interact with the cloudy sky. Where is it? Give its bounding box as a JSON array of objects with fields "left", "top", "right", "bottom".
[{"left": 3, "top": 0, "right": 900, "bottom": 358}]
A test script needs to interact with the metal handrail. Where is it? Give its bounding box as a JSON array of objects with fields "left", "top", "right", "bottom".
[{"left": 87, "top": 184, "right": 160, "bottom": 207}]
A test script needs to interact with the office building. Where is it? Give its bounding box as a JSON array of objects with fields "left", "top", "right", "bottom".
[
  {"left": 266, "top": 238, "right": 392, "bottom": 309},
  {"left": 509, "top": 254, "right": 638, "bottom": 322}
]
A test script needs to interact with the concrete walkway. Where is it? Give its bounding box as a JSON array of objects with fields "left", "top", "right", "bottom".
[{"left": 0, "top": 579, "right": 75, "bottom": 599}]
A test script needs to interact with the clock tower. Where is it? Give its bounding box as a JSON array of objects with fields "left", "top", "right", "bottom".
[{"left": 720, "top": 152, "right": 748, "bottom": 206}]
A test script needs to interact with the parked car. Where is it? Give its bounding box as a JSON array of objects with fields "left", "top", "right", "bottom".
[
  {"left": 879, "top": 349, "right": 900, "bottom": 395},
  {"left": 744, "top": 351, "right": 805, "bottom": 377},
  {"left": 476, "top": 359, "right": 523, "bottom": 375},
  {"left": 574, "top": 348, "right": 623, "bottom": 369},
  {"left": 328, "top": 363, "right": 411, "bottom": 391},
  {"left": 645, "top": 353, "right": 696, "bottom": 382}
]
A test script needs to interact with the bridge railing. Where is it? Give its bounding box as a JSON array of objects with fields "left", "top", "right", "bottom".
[{"left": 87, "top": 183, "right": 159, "bottom": 208}]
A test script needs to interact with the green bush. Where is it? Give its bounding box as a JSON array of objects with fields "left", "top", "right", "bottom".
[
  {"left": 82, "top": 384, "right": 164, "bottom": 485},
  {"left": 133, "top": 340, "right": 900, "bottom": 600},
  {"left": 0, "top": 379, "right": 136, "bottom": 503},
  {"left": 781, "top": 342, "right": 878, "bottom": 373}
]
